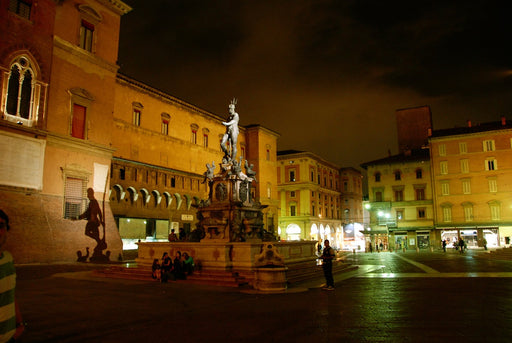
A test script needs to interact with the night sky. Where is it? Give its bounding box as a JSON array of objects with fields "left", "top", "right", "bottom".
[{"left": 118, "top": 1, "right": 512, "bottom": 169}]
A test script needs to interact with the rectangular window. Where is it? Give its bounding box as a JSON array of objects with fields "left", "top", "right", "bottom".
[
  {"left": 79, "top": 20, "right": 94, "bottom": 52},
  {"left": 290, "top": 191, "right": 296, "bottom": 198},
  {"left": 64, "top": 177, "right": 85, "bottom": 219},
  {"left": 9, "top": 0, "right": 31, "bottom": 20},
  {"left": 132, "top": 109, "right": 141, "bottom": 126},
  {"left": 72, "top": 104, "right": 86, "bottom": 139},
  {"left": 161, "top": 120, "right": 169, "bottom": 135},
  {"left": 290, "top": 205, "right": 296, "bottom": 216},
  {"left": 375, "top": 191, "right": 383, "bottom": 202},
  {"left": 310, "top": 170, "right": 314, "bottom": 182},
  {"left": 443, "top": 207, "right": 452, "bottom": 222},
  {"left": 396, "top": 210, "right": 403, "bottom": 221},
  {"left": 203, "top": 134, "right": 208, "bottom": 148},
  {"left": 441, "top": 182, "right": 450, "bottom": 196},
  {"left": 485, "top": 159, "right": 497, "bottom": 171},
  {"left": 416, "top": 169, "right": 422, "bottom": 179},
  {"left": 417, "top": 208, "right": 426, "bottom": 219},
  {"left": 266, "top": 149, "right": 270, "bottom": 161},
  {"left": 459, "top": 142, "right": 467, "bottom": 154},
  {"left": 488, "top": 179, "right": 498, "bottom": 193},
  {"left": 490, "top": 205, "right": 500, "bottom": 220},
  {"left": 312, "top": 205, "right": 315, "bottom": 216},
  {"left": 464, "top": 206, "right": 473, "bottom": 222},
  {"left": 289, "top": 170, "right": 296, "bottom": 182},
  {"left": 462, "top": 179, "right": 471, "bottom": 194},
  {"left": 119, "top": 168, "right": 125, "bottom": 180},
  {"left": 415, "top": 188, "right": 425, "bottom": 200},
  {"left": 483, "top": 140, "right": 495, "bottom": 152},
  {"left": 439, "top": 144, "right": 446, "bottom": 156},
  {"left": 440, "top": 161, "right": 448, "bottom": 175},
  {"left": 191, "top": 130, "right": 197, "bottom": 144},
  {"left": 394, "top": 190, "right": 403, "bottom": 202},
  {"left": 460, "top": 159, "right": 469, "bottom": 173}
]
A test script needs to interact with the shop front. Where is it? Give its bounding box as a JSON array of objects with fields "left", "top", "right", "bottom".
[{"left": 440, "top": 227, "right": 499, "bottom": 249}]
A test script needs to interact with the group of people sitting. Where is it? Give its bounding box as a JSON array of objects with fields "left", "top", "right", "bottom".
[{"left": 152, "top": 250, "right": 195, "bottom": 282}]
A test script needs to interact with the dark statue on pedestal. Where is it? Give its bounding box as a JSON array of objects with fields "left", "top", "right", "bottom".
[{"left": 192, "top": 99, "right": 274, "bottom": 243}]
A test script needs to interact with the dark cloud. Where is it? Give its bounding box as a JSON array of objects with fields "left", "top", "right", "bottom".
[{"left": 119, "top": 0, "right": 512, "bottom": 169}]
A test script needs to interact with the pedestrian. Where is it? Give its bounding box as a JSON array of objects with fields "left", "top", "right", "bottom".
[
  {"left": 483, "top": 238, "right": 487, "bottom": 250},
  {"left": 320, "top": 239, "right": 335, "bottom": 290},
  {"left": 442, "top": 239, "right": 447, "bottom": 252},
  {"left": 168, "top": 229, "right": 178, "bottom": 242},
  {"left": 0, "top": 209, "right": 26, "bottom": 342},
  {"left": 459, "top": 238, "right": 465, "bottom": 253}
]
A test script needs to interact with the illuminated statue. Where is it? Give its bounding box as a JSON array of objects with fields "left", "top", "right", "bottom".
[{"left": 220, "top": 98, "right": 239, "bottom": 162}]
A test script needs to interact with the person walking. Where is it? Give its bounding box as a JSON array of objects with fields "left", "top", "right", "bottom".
[{"left": 321, "top": 239, "right": 336, "bottom": 291}]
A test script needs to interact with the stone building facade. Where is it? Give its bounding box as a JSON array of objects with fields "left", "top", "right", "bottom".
[
  {"left": 430, "top": 119, "right": 512, "bottom": 249},
  {"left": 277, "top": 150, "right": 349, "bottom": 249}
]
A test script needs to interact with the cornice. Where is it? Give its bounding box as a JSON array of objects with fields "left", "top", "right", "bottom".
[
  {"left": 53, "top": 36, "right": 119, "bottom": 74},
  {"left": 46, "top": 132, "right": 115, "bottom": 158},
  {"left": 96, "top": 0, "right": 132, "bottom": 15}
]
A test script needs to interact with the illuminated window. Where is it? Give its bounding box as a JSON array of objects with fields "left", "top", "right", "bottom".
[
  {"left": 8, "top": 0, "right": 31, "bottom": 20},
  {"left": 4, "top": 56, "right": 41, "bottom": 126}
]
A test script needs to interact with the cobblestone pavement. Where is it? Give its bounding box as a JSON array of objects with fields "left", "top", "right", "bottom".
[{"left": 14, "top": 250, "right": 512, "bottom": 343}]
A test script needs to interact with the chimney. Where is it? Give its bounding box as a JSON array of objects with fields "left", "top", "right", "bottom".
[
  {"left": 501, "top": 116, "right": 507, "bottom": 126},
  {"left": 467, "top": 120, "right": 472, "bottom": 128}
]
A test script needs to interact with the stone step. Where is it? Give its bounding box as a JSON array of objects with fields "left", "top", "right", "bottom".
[{"left": 93, "top": 266, "right": 249, "bottom": 287}]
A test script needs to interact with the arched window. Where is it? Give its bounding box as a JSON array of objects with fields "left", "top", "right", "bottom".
[{"left": 4, "top": 55, "right": 40, "bottom": 126}]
